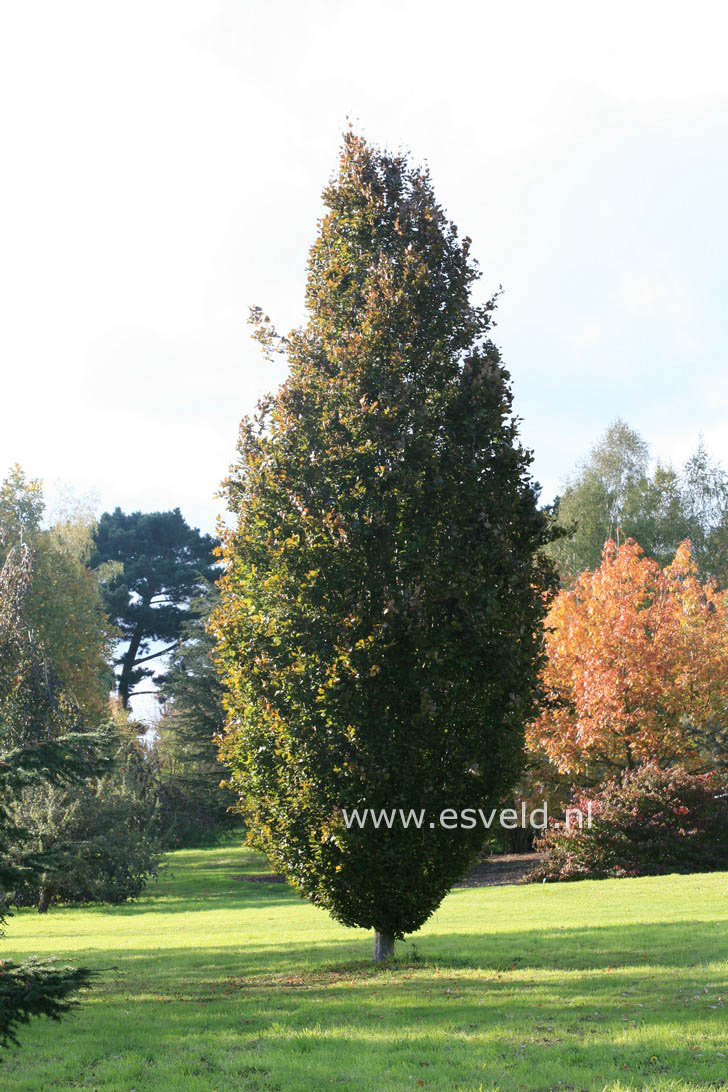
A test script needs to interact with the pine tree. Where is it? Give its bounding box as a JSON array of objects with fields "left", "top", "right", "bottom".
[{"left": 91, "top": 509, "right": 218, "bottom": 706}]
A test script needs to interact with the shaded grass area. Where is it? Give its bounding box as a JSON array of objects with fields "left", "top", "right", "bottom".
[{"left": 1, "top": 844, "right": 727, "bottom": 1090}]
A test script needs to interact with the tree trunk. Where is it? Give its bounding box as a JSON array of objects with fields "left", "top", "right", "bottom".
[
  {"left": 119, "top": 614, "right": 147, "bottom": 708},
  {"left": 373, "top": 929, "right": 395, "bottom": 962},
  {"left": 37, "top": 884, "right": 52, "bottom": 914}
]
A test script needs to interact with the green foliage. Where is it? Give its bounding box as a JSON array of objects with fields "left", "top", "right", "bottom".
[
  {"left": 28, "top": 530, "right": 115, "bottom": 723},
  {"left": 91, "top": 509, "right": 218, "bottom": 707},
  {"left": 10, "top": 711, "right": 162, "bottom": 909},
  {"left": 680, "top": 440, "right": 728, "bottom": 583},
  {"left": 548, "top": 422, "right": 728, "bottom": 584},
  {"left": 0, "top": 466, "right": 115, "bottom": 721},
  {"left": 533, "top": 763, "right": 728, "bottom": 882},
  {"left": 0, "top": 545, "right": 98, "bottom": 1045},
  {"left": 154, "top": 588, "right": 236, "bottom": 847},
  {"left": 214, "top": 132, "right": 556, "bottom": 942},
  {"left": 0, "top": 543, "right": 90, "bottom": 751},
  {"left": 0, "top": 958, "right": 92, "bottom": 1048},
  {"left": 0, "top": 465, "right": 44, "bottom": 549}
]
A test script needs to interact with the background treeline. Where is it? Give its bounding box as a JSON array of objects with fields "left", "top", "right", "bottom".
[
  {"left": 547, "top": 419, "right": 727, "bottom": 583},
  {"left": 0, "top": 470, "right": 236, "bottom": 876},
  {"left": 517, "top": 421, "right": 728, "bottom": 874},
  {"left": 0, "top": 468, "right": 235, "bottom": 1042}
]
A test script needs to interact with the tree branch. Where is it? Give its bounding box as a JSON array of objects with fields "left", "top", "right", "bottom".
[{"left": 133, "top": 641, "right": 181, "bottom": 667}]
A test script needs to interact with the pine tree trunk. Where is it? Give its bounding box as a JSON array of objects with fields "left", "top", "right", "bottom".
[
  {"left": 373, "top": 929, "right": 395, "bottom": 962},
  {"left": 37, "top": 884, "right": 52, "bottom": 914},
  {"left": 119, "top": 617, "right": 146, "bottom": 709}
]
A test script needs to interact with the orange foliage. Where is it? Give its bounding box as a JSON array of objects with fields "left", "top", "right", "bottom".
[{"left": 527, "top": 539, "right": 728, "bottom": 777}]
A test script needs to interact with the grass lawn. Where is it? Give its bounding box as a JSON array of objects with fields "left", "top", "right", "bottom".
[{"left": 1, "top": 843, "right": 727, "bottom": 1091}]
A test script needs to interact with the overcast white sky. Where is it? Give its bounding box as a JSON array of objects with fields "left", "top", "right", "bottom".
[{"left": 2, "top": 0, "right": 727, "bottom": 534}]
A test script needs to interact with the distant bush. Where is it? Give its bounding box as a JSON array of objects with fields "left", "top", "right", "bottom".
[
  {"left": 531, "top": 763, "right": 728, "bottom": 882},
  {"left": 10, "top": 719, "right": 162, "bottom": 910},
  {"left": 154, "top": 777, "right": 238, "bottom": 849}
]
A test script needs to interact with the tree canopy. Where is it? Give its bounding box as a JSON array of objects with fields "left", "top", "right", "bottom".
[
  {"left": 527, "top": 539, "right": 728, "bottom": 780},
  {"left": 0, "top": 466, "right": 114, "bottom": 721},
  {"left": 91, "top": 509, "right": 218, "bottom": 707},
  {"left": 548, "top": 423, "right": 728, "bottom": 584}
]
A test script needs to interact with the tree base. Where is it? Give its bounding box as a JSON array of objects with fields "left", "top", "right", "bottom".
[{"left": 373, "top": 929, "right": 395, "bottom": 962}]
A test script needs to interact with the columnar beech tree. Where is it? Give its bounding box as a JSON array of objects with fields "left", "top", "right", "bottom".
[{"left": 213, "top": 133, "right": 556, "bottom": 959}]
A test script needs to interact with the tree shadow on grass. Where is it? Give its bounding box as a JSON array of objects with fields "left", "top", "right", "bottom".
[
  {"left": 4, "top": 923, "right": 726, "bottom": 1091},
  {"left": 165, "top": 931, "right": 728, "bottom": 1090},
  {"left": 412, "top": 919, "right": 728, "bottom": 972},
  {"left": 65, "top": 918, "right": 728, "bottom": 984},
  {"left": 59, "top": 934, "right": 728, "bottom": 1091}
]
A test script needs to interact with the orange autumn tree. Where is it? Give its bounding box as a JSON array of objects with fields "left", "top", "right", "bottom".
[{"left": 527, "top": 539, "right": 728, "bottom": 780}]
